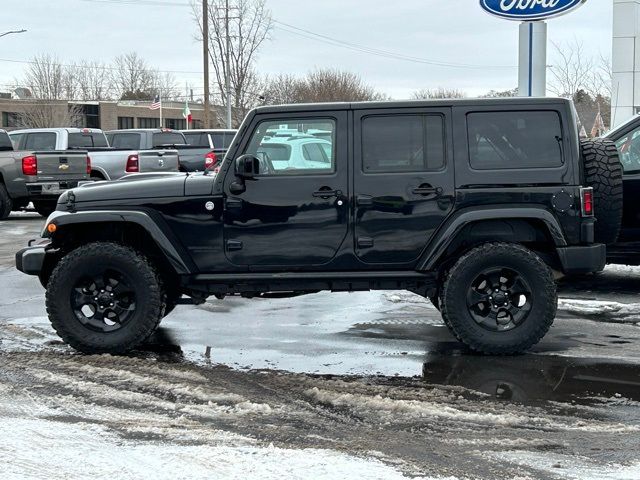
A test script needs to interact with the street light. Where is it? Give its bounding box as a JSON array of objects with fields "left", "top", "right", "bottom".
[{"left": 0, "top": 29, "right": 27, "bottom": 39}]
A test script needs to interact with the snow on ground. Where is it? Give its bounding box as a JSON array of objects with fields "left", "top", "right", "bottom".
[
  {"left": 1, "top": 416, "right": 451, "bottom": 480},
  {"left": 491, "top": 451, "right": 640, "bottom": 480},
  {"left": 558, "top": 298, "right": 640, "bottom": 323}
]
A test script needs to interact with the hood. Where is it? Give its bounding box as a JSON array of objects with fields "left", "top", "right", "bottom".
[{"left": 59, "top": 174, "right": 188, "bottom": 204}]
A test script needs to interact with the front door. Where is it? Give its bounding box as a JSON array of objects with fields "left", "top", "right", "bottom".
[
  {"left": 353, "top": 108, "right": 455, "bottom": 266},
  {"left": 223, "top": 112, "right": 349, "bottom": 268}
]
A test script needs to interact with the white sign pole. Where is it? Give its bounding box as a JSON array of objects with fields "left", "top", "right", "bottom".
[{"left": 518, "top": 21, "right": 547, "bottom": 97}]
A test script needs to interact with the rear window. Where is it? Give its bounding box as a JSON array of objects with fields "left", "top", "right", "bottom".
[
  {"left": 467, "top": 111, "right": 563, "bottom": 170},
  {"left": 152, "top": 132, "right": 186, "bottom": 147},
  {"left": 211, "top": 132, "right": 235, "bottom": 149},
  {"left": 362, "top": 115, "right": 445, "bottom": 173},
  {"left": 68, "top": 132, "right": 108, "bottom": 148},
  {"left": 0, "top": 133, "right": 12, "bottom": 151},
  {"left": 183, "top": 132, "right": 208, "bottom": 147},
  {"left": 259, "top": 144, "right": 291, "bottom": 162},
  {"left": 24, "top": 132, "right": 57, "bottom": 150},
  {"left": 109, "top": 133, "right": 141, "bottom": 150}
]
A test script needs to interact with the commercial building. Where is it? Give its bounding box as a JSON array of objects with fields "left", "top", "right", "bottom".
[{"left": 0, "top": 98, "right": 224, "bottom": 131}]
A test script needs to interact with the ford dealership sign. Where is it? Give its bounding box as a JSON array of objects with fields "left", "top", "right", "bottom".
[{"left": 480, "top": 0, "right": 587, "bottom": 21}]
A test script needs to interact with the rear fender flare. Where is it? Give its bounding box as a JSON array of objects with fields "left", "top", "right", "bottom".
[
  {"left": 417, "top": 207, "right": 566, "bottom": 271},
  {"left": 47, "top": 210, "right": 195, "bottom": 274}
]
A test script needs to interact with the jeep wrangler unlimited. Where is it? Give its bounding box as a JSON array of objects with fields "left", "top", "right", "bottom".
[{"left": 16, "top": 98, "right": 618, "bottom": 355}]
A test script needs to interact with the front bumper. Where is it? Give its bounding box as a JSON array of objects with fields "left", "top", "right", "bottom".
[
  {"left": 15, "top": 241, "right": 51, "bottom": 275},
  {"left": 557, "top": 244, "right": 606, "bottom": 275}
]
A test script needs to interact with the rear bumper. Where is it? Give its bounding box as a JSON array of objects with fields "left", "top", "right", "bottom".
[
  {"left": 23, "top": 180, "right": 91, "bottom": 200},
  {"left": 15, "top": 241, "right": 50, "bottom": 275},
  {"left": 557, "top": 244, "right": 606, "bottom": 275}
]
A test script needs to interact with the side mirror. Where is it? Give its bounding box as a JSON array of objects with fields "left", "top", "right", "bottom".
[{"left": 234, "top": 154, "right": 261, "bottom": 179}]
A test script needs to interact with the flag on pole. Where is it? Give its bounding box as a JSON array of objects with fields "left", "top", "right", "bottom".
[
  {"left": 149, "top": 95, "right": 161, "bottom": 110},
  {"left": 182, "top": 100, "right": 192, "bottom": 128}
]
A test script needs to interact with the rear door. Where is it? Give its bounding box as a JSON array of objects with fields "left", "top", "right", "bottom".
[{"left": 353, "top": 108, "right": 455, "bottom": 266}]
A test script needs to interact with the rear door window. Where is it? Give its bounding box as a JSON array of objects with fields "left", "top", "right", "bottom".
[
  {"left": 68, "top": 132, "right": 108, "bottom": 148},
  {"left": 362, "top": 115, "right": 445, "bottom": 173},
  {"left": 24, "top": 132, "right": 57, "bottom": 150},
  {"left": 110, "top": 133, "right": 141, "bottom": 150},
  {"left": 467, "top": 111, "right": 563, "bottom": 170}
]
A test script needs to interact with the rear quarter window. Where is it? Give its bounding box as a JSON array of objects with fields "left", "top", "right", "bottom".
[{"left": 467, "top": 111, "right": 564, "bottom": 170}]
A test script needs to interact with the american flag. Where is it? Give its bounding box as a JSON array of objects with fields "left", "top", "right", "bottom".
[{"left": 149, "top": 95, "right": 161, "bottom": 110}]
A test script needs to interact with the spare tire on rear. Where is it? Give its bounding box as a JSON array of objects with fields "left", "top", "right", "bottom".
[{"left": 580, "top": 139, "right": 623, "bottom": 244}]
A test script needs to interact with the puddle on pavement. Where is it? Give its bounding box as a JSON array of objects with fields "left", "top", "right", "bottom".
[
  {"left": 139, "top": 326, "right": 640, "bottom": 409},
  {"left": 422, "top": 353, "right": 640, "bottom": 406}
]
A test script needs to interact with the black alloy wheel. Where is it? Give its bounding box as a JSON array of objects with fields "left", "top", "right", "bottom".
[
  {"left": 71, "top": 270, "right": 136, "bottom": 332},
  {"left": 467, "top": 267, "right": 532, "bottom": 332}
]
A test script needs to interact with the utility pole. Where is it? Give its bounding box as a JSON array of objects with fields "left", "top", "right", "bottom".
[
  {"left": 225, "top": 0, "right": 232, "bottom": 129},
  {"left": 202, "top": 0, "right": 211, "bottom": 129}
]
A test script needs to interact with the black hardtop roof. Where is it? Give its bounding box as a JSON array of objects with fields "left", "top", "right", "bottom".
[{"left": 253, "top": 97, "right": 572, "bottom": 114}]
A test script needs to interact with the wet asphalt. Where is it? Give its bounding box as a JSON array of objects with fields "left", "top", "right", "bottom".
[{"left": 1, "top": 213, "right": 640, "bottom": 479}]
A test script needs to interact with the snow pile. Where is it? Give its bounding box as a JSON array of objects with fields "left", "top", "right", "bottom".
[
  {"left": 558, "top": 298, "right": 640, "bottom": 323},
  {"left": 304, "top": 387, "right": 640, "bottom": 433}
]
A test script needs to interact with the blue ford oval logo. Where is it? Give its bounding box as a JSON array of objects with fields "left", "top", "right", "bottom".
[{"left": 480, "top": 0, "right": 586, "bottom": 21}]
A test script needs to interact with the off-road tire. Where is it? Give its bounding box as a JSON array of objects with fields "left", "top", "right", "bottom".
[
  {"left": 0, "top": 184, "right": 12, "bottom": 220},
  {"left": 46, "top": 242, "right": 164, "bottom": 354},
  {"left": 440, "top": 242, "right": 556, "bottom": 355},
  {"left": 581, "top": 139, "right": 623, "bottom": 244},
  {"left": 33, "top": 200, "right": 57, "bottom": 218}
]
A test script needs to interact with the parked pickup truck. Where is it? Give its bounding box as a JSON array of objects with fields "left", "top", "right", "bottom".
[
  {"left": 177, "top": 129, "right": 237, "bottom": 172},
  {"left": 17, "top": 98, "right": 613, "bottom": 356},
  {"left": 0, "top": 129, "right": 90, "bottom": 219},
  {"left": 9, "top": 128, "right": 180, "bottom": 181}
]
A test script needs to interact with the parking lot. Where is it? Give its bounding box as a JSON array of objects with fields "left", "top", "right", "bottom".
[{"left": 1, "top": 213, "right": 639, "bottom": 479}]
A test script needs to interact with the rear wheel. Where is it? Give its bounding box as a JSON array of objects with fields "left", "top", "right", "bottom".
[
  {"left": 440, "top": 243, "right": 556, "bottom": 355},
  {"left": 33, "top": 200, "right": 57, "bottom": 217},
  {"left": 46, "top": 242, "right": 164, "bottom": 354},
  {"left": 0, "top": 184, "right": 12, "bottom": 220}
]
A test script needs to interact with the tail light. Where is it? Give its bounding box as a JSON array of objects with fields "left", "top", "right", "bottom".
[
  {"left": 580, "top": 187, "right": 594, "bottom": 217},
  {"left": 86, "top": 155, "right": 92, "bottom": 175},
  {"left": 205, "top": 151, "right": 217, "bottom": 170},
  {"left": 22, "top": 155, "right": 38, "bottom": 176},
  {"left": 126, "top": 154, "right": 139, "bottom": 173}
]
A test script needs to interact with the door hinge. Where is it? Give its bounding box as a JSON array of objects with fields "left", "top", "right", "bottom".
[{"left": 226, "top": 240, "right": 243, "bottom": 251}]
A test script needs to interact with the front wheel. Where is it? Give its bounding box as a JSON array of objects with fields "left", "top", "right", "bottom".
[
  {"left": 440, "top": 243, "right": 556, "bottom": 355},
  {"left": 46, "top": 242, "right": 164, "bottom": 354}
]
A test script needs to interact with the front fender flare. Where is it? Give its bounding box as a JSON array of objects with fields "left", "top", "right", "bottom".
[
  {"left": 417, "top": 206, "right": 567, "bottom": 271},
  {"left": 47, "top": 209, "right": 196, "bottom": 275}
]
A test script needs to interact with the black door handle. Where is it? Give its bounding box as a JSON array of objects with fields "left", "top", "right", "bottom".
[
  {"left": 412, "top": 184, "right": 442, "bottom": 197},
  {"left": 312, "top": 188, "right": 341, "bottom": 199}
]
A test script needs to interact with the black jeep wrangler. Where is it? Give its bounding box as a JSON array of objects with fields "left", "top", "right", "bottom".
[{"left": 16, "top": 98, "right": 619, "bottom": 355}]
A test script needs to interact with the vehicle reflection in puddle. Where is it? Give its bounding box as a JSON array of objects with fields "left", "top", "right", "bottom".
[{"left": 422, "top": 353, "right": 640, "bottom": 406}]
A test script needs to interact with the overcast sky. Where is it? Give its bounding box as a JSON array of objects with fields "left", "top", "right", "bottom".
[{"left": 0, "top": 0, "right": 613, "bottom": 99}]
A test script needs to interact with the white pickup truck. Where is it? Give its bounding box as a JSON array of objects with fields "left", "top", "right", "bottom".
[{"left": 8, "top": 128, "right": 180, "bottom": 181}]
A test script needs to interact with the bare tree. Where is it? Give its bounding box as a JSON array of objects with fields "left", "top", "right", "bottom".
[
  {"left": 111, "top": 52, "right": 157, "bottom": 100},
  {"left": 76, "top": 60, "right": 112, "bottom": 100},
  {"left": 585, "top": 54, "right": 613, "bottom": 99},
  {"left": 18, "top": 101, "right": 83, "bottom": 128},
  {"left": 193, "top": 0, "right": 272, "bottom": 124},
  {"left": 22, "top": 54, "right": 68, "bottom": 100},
  {"left": 151, "top": 70, "right": 179, "bottom": 100},
  {"left": 548, "top": 39, "right": 598, "bottom": 98},
  {"left": 482, "top": 88, "right": 518, "bottom": 98},
  {"left": 263, "top": 69, "right": 384, "bottom": 105},
  {"left": 412, "top": 87, "right": 466, "bottom": 99}
]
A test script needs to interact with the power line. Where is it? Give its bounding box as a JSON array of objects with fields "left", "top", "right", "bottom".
[{"left": 79, "top": 0, "right": 517, "bottom": 70}]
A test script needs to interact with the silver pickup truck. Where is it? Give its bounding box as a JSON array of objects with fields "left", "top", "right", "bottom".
[
  {"left": 0, "top": 129, "right": 90, "bottom": 219},
  {"left": 9, "top": 128, "right": 180, "bottom": 181}
]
